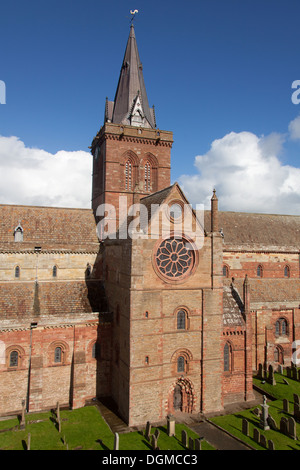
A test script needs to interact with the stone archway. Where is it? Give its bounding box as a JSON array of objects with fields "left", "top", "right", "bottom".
[{"left": 169, "top": 378, "right": 195, "bottom": 414}]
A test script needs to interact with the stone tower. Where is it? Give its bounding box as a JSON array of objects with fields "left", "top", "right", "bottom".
[{"left": 91, "top": 24, "right": 173, "bottom": 233}]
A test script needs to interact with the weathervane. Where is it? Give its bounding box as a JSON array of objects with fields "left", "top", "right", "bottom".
[{"left": 130, "top": 9, "right": 138, "bottom": 24}]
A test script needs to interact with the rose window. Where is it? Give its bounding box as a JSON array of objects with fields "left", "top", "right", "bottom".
[{"left": 155, "top": 237, "right": 194, "bottom": 279}]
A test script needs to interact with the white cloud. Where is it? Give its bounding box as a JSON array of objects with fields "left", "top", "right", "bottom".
[
  {"left": 288, "top": 115, "right": 300, "bottom": 141},
  {"left": 0, "top": 136, "right": 92, "bottom": 208},
  {"left": 179, "top": 130, "right": 300, "bottom": 215}
]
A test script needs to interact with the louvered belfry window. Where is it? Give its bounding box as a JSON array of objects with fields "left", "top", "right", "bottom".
[
  {"left": 125, "top": 160, "right": 132, "bottom": 190},
  {"left": 144, "top": 161, "right": 151, "bottom": 191}
]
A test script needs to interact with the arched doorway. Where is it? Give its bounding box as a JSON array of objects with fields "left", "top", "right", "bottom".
[
  {"left": 173, "top": 384, "right": 182, "bottom": 411},
  {"left": 169, "top": 378, "right": 194, "bottom": 414}
]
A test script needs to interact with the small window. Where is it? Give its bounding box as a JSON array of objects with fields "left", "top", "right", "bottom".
[
  {"left": 177, "top": 310, "right": 186, "bottom": 330},
  {"left": 224, "top": 342, "right": 232, "bottom": 372},
  {"left": 257, "top": 265, "right": 263, "bottom": 278},
  {"left": 177, "top": 356, "right": 185, "bottom": 373},
  {"left": 284, "top": 266, "right": 290, "bottom": 278},
  {"left": 54, "top": 347, "right": 62, "bottom": 363},
  {"left": 14, "top": 226, "right": 23, "bottom": 242},
  {"left": 223, "top": 265, "right": 229, "bottom": 277},
  {"left": 92, "top": 342, "right": 100, "bottom": 360},
  {"left": 9, "top": 350, "right": 19, "bottom": 367},
  {"left": 52, "top": 266, "right": 57, "bottom": 278},
  {"left": 15, "top": 266, "right": 20, "bottom": 278}
]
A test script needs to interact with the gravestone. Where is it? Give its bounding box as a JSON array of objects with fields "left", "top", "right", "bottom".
[
  {"left": 267, "top": 415, "right": 277, "bottom": 431},
  {"left": 20, "top": 400, "right": 26, "bottom": 429},
  {"left": 167, "top": 415, "right": 175, "bottom": 437},
  {"left": 288, "top": 417, "right": 297, "bottom": 440},
  {"left": 283, "top": 378, "right": 289, "bottom": 386},
  {"left": 292, "top": 366, "right": 298, "bottom": 380},
  {"left": 145, "top": 421, "right": 151, "bottom": 441},
  {"left": 287, "top": 367, "right": 292, "bottom": 378},
  {"left": 283, "top": 398, "right": 289, "bottom": 413},
  {"left": 298, "top": 370, "right": 300, "bottom": 382},
  {"left": 268, "top": 439, "right": 275, "bottom": 450},
  {"left": 154, "top": 428, "right": 160, "bottom": 445},
  {"left": 252, "top": 407, "right": 261, "bottom": 417},
  {"left": 114, "top": 432, "right": 119, "bottom": 450},
  {"left": 294, "top": 402, "right": 300, "bottom": 421},
  {"left": 293, "top": 394, "right": 300, "bottom": 405},
  {"left": 280, "top": 417, "right": 288, "bottom": 435},
  {"left": 151, "top": 434, "right": 158, "bottom": 450},
  {"left": 260, "top": 434, "right": 267, "bottom": 449},
  {"left": 253, "top": 428, "right": 260, "bottom": 443},
  {"left": 188, "top": 437, "right": 194, "bottom": 450},
  {"left": 194, "top": 438, "right": 202, "bottom": 450},
  {"left": 277, "top": 364, "right": 283, "bottom": 374},
  {"left": 242, "top": 418, "right": 249, "bottom": 436},
  {"left": 268, "top": 364, "right": 276, "bottom": 385},
  {"left": 258, "top": 363, "right": 263, "bottom": 379},
  {"left": 181, "top": 429, "right": 187, "bottom": 448}
]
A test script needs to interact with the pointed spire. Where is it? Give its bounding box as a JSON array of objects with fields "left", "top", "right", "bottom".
[{"left": 108, "top": 24, "right": 156, "bottom": 128}]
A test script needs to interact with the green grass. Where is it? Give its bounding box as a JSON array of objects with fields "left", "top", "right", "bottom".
[
  {"left": 210, "top": 371, "right": 300, "bottom": 450},
  {"left": 0, "top": 406, "right": 214, "bottom": 450}
]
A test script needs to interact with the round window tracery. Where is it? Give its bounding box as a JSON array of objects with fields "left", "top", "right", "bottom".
[{"left": 155, "top": 237, "right": 195, "bottom": 280}]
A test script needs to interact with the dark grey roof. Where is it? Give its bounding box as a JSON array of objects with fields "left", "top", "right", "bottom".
[{"left": 107, "top": 25, "right": 156, "bottom": 129}]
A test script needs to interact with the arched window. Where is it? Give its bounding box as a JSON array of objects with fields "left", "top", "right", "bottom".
[
  {"left": 52, "top": 266, "right": 57, "bottom": 278},
  {"left": 9, "top": 350, "right": 19, "bottom": 367},
  {"left": 224, "top": 342, "right": 232, "bottom": 372},
  {"left": 125, "top": 160, "right": 132, "bottom": 190},
  {"left": 257, "top": 265, "right": 263, "bottom": 278},
  {"left": 54, "top": 347, "right": 62, "bottom": 363},
  {"left": 15, "top": 266, "right": 20, "bottom": 278},
  {"left": 177, "top": 310, "right": 186, "bottom": 330},
  {"left": 144, "top": 161, "right": 151, "bottom": 192},
  {"left": 275, "top": 318, "right": 288, "bottom": 337},
  {"left": 223, "top": 265, "right": 229, "bottom": 277},
  {"left": 177, "top": 356, "right": 185, "bottom": 373},
  {"left": 284, "top": 265, "right": 290, "bottom": 278}
]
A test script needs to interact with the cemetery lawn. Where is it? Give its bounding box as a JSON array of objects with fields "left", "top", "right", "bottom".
[
  {"left": 0, "top": 405, "right": 214, "bottom": 450},
  {"left": 210, "top": 371, "right": 300, "bottom": 450}
]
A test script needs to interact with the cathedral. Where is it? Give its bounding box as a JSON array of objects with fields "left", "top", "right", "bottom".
[{"left": 0, "top": 24, "right": 299, "bottom": 427}]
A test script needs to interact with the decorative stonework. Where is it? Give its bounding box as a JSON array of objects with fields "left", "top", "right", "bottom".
[{"left": 154, "top": 237, "right": 195, "bottom": 281}]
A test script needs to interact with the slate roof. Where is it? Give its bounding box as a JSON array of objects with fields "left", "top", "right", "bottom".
[
  {"left": 0, "top": 280, "right": 109, "bottom": 320},
  {"left": 228, "top": 278, "right": 300, "bottom": 305},
  {"left": 0, "top": 204, "right": 99, "bottom": 252},
  {"left": 204, "top": 211, "right": 300, "bottom": 251}
]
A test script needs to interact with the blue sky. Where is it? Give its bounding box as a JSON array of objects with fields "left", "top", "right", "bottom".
[{"left": 0, "top": 0, "right": 300, "bottom": 213}]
